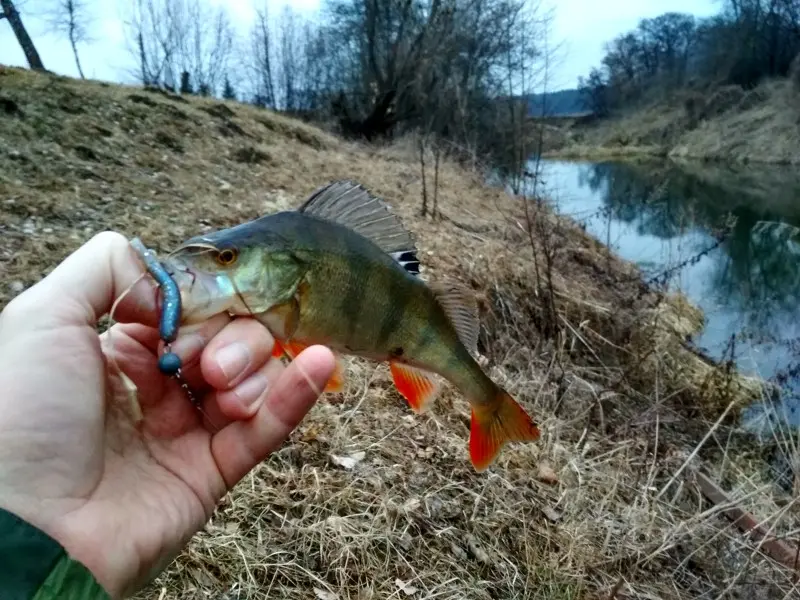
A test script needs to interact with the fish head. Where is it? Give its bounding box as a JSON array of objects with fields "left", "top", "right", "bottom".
[{"left": 160, "top": 217, "right": 306, "bottom": 325}]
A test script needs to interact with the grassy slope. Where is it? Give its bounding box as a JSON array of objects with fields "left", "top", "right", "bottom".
[
  {"left": 547, "top": 79, "right": 800, "bottom": 164},
  {"left": 0, "top": 66, "right": 796, "bottom": 600}
]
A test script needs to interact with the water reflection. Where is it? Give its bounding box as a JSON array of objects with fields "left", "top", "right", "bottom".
[{"left": 530, "top": 158, "right": 800, "bottom": 432}]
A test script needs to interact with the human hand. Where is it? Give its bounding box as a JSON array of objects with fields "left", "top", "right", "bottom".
[{"left": 0, "top": 231, "right": 336, "bottom": 598}]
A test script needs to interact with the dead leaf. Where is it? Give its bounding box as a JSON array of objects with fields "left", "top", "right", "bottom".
[
  {"left": 542, "top": 506, "right": 562, "bottom": 522},
  {"left": 330, "top": 451, "right": 365, "bottom": 469},
  {"left": 395, "top": 579, "right": 419, "bottom": 596},
  {"left": 314, "top": 588, "right": 339, "bottom": 600},
  {"left": 402, "top": 497, "right": 421, "bottom": 512},
  {"left": 223, "top": 521, "right": 239, "bottom": 534},
  {"left": 300, "top": 423, "right": 323, "bottom": 442},
  {"left": 536, "top": 461, "right": 559, "bottom": 485},
  {"left": 466, "top": 534, "right": 490, "bottom": 564}
]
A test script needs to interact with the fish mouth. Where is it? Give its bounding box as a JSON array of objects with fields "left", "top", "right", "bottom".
[{"left": 159, "top": 249, "right": 238, "bottom": 325}]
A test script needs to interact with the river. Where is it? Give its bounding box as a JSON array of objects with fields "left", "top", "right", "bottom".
[{"left": 526, "top": 157, "right": 800, "bottom": 437}]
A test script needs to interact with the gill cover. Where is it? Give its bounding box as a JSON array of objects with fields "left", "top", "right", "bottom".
[{"left": 163, "top": 225, "right": 307, "bottom": 325}]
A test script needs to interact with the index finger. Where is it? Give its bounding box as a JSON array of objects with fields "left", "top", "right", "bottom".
[{"left": 209, "top": 345, "right": 335, "bottom": 488}]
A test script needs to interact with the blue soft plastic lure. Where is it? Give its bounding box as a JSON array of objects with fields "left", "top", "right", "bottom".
[{"left": 130, "top": 238, "right": 183, "bottom": 376}]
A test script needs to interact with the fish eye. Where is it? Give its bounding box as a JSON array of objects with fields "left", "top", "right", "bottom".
[{"left": 215, "top": 248, "right": 238, "bottom": 266}]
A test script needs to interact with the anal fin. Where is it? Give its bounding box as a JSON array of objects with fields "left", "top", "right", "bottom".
[
  {"left": 272, "top": 339, "right": 345, "bottom": 393},
  {"left": 390, "top": 361, "right": 441, "bottom": 413}
]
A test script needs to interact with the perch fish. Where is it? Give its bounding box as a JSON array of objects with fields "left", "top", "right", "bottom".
[{"left": 158, "top": 180, "right": 540, "bottom": 470}]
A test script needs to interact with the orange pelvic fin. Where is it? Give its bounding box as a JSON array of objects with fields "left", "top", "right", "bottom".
[
  {"left": 390, "top": 361, "right": 441, "bottom": 413},
  {"left": 272, "top": 339, "right": 345, "bottom": 393},
  {"left": 469, "top": 390, "right": 540, "bottom": 471}
]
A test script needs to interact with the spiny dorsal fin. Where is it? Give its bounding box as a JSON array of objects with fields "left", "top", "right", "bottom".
[
  {"left": 430, "top": 282, "right": 480, "bottom": 354},
  {"left": 388, "top": 250, "right": 420, "bottom": 276},
  {"left": 298, "top": 180, "right": 420, "bottom": 275}
]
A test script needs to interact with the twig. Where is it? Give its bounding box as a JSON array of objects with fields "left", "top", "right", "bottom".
[
  {"left": 688, "top": 467, "right": 800, "bottom": 573},
  {"left": 607, "top": 576, "right": 625, "bottom": 599},
  {"left": 655, "top": 399, "right": 736, "bottom": 501}
]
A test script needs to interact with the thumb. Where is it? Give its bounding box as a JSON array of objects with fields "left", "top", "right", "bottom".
[{"left": 3, "top": 231, "right": 159, "bottom": 330}]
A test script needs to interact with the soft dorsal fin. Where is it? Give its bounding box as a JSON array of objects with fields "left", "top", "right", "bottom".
[
  {"left": 298, "top": 180, "right": 420, "bottom": 275},
  {"left": 430, "top": 282, "right": 480, "bottom": 354}
]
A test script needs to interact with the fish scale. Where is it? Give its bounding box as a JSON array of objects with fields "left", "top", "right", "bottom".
[{"left": 158, "top": 180, "right": 541, "bottom": 471}]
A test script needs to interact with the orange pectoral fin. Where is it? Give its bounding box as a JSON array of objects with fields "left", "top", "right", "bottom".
[
  {"left": 324, "top": 358, "right": 345, "bottom": 393},
  {"left": 469, "top": 390, "right": 540, "bottom": 472},
  {"left": 390, "top": 361, "right": 440, "bottom": 413},
  {"left": 272, "top": 340, "right": 345, "bottom": 393}
]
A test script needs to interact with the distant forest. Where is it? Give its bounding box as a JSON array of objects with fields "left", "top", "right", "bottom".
[
  {"left": 579, "top": 0, "right": 800, "bottom": 117},
  {"left": 524, "top": 89, "right": 588, "bottom": 117}
]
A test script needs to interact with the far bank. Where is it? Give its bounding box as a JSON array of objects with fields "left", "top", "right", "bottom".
[{"left": 540, "top": 79, "right": 800, "bottom": 165}]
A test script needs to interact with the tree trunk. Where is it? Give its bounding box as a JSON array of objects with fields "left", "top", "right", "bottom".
[
  {"left": 69, "top": 19, "right": 84, "bottom": 79},
  {"left": 0, "top": 0, "right": 45, "bottom": 71}
]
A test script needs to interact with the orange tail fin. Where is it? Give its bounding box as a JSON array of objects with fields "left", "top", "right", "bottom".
[
  {"left": 272, "top": 339, "right": 345, "bottom": 393},
  {"left": 469, "top": 390, "right": 540, "bottom": 471}
]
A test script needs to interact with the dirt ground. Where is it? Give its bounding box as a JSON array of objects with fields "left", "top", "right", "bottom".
[{"left": 1, "top": 66, "right": 797, "bottom": 600}]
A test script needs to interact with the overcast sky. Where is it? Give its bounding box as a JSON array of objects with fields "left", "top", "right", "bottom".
[{"left": 1, "top": 0, "right": 719, "bottom": 92}]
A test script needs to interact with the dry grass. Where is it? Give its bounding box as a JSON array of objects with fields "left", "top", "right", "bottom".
[
  {"left": 548, "top": 79, "right": 800, "bottom": 165},
  {"left": 1, "top": 66, "right": 798, "bottom": 600},
  {"left": 672, "top": 80, "right": 800, "bottom": 164}
]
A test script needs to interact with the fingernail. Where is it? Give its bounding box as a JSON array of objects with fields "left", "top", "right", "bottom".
[
  {"left": 234, "top": 373, "right": 269, "bottom": 408},
  {"left": 170, "top": 333, "right": 206, "bottom": 361},
  {"left": 216, "top": 342, "right": 251, "bottom": 381}
]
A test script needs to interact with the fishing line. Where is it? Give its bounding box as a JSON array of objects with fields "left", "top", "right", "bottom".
[
  {"left": 106, "top": 271, "right": 148, "bottom": 422},
  {"left": 229, "top": 277, "right": 324, "bottom": 401}
]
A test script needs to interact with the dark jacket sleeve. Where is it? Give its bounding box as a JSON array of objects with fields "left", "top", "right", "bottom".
[{"left": 0, "top": 507, "right": 111, "bottom": 600}]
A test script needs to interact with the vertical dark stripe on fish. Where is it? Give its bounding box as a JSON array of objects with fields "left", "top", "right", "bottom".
[
  {"left": 406, "top": 290, "right": 442, "bottom": 358},
  {"left": 375, "top": 264, "right": 412, "bottom": 350},
  {"left": 445, "top": 345, "right": 465, "bottom": 374},
  {"left": 341, "top": 237, "right": 366, "bottom": 344}
]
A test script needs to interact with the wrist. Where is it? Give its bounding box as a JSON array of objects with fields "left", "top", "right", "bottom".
[{"left": 0, "top": 507, "right": 112, "bottom": 599}]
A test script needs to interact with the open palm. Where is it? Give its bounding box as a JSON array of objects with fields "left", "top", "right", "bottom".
[{"left": 0, "top": 232, "right": 335, "bottom": 598}]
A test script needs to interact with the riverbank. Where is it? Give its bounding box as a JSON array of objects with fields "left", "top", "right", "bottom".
[
  {"left": 0, "top": 66, "right": 796, "bottom": 600},
  {"left": 545, "top": 78, "right": 800, "bottom": 165}
]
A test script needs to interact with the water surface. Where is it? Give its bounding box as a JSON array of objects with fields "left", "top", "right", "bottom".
[{"left": 528, "top": 158, "right": 800, "bottom": 435}]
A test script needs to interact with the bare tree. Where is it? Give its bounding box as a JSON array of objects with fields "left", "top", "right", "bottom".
[
  {"left": 582, "top": 1, "right": 800, "bottom": 114},
  {"left": 277, "top": 5, "right": 302, "bottom": 111},
  {"left": 172, "top": 0, "right": 234, "bottom": 96},
  {"left": 311, "top": 0, "right": 547, "bottom": 163},
  {"left": 41, "top": 0, "right": 93, "bottom": 78},
  {"left": 1, "top": 0, "right": 45, "bottom": 71},
  {"left": 121, "top": 0, "right": 233, "bottom": 94},
  {"left": 246, "top": 2, "right": 277, "bottom": 108},
  {"left": 121, "top": 0, "right": 179, "bottom": 86}
]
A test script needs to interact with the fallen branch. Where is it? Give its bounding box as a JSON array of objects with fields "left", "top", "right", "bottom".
[{"left": 687, "top": 468, "right": 800, "bottom": 573}]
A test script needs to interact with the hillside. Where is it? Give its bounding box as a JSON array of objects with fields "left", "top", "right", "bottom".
[
  {"left": 0, "top": 66, "right": 797, "bottom": 600},
  {"left": 545, "top": 79, "right": 800, "bottom": 164}
]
